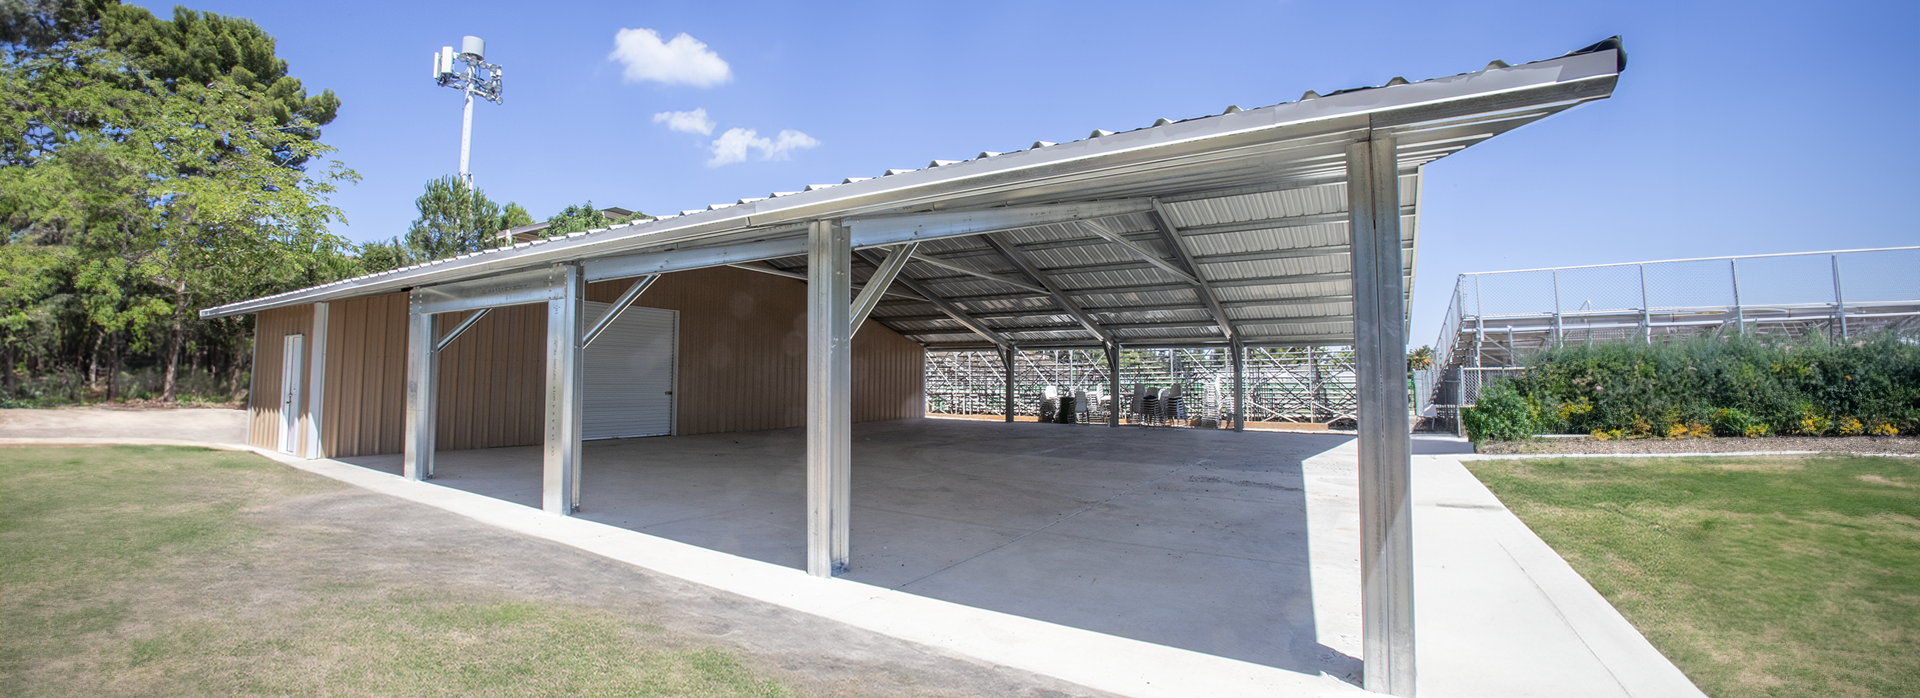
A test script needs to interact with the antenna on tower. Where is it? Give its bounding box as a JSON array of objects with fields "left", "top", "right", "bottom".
[{"left": 432, "top": 36, "right": 504, "bottom": 189}]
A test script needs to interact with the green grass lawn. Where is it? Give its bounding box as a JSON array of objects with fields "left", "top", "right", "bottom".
[
  {"left": 1468, "top": 455, "right": 1920, "bottom": 698},
  {"left": 0, "top": 446, "right": 793, "bottom": 697}
]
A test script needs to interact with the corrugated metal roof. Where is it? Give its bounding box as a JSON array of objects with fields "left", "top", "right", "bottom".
[{"left": 204, "top": 40, "right": 1627, "bottom": 350}]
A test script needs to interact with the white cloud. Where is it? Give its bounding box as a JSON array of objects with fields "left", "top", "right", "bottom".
[
  {"left": 652, "top": 108, "right": 715, "bottom": 136},
  {"left": 707, "top": 127, "right": 821, "bottom": 166},
  {"left": 609, "top": 28, "right": 732, "bottom": 87}
]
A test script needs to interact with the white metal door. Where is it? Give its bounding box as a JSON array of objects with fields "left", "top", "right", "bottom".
[
  {"left": 278, "top": 334, "right": 305, "bottom": 454},
  {"left": 581, "top": 302, "right": 676, "bottom": 439}
]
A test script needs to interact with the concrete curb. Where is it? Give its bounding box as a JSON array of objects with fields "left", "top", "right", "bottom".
[
  {"left": 1, "top": 438, "right": 1364, "bottom": 698},
  {"left": 1454, "top": 450, "right": 1820, "bottom": 460},
  {"left": 1454, "top": 450, "right": 1920, "bottom": 460}
]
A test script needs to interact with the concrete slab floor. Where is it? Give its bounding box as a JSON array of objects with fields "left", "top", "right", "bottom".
[
  {"left": 339, "top": 420, "right": 1698, "bottom": 697},
  {"left": 343, "top": 419, "right": 1367, "bottom": 681}
]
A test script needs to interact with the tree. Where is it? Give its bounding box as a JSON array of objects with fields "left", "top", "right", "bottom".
[
  {"left": 402, "top": 175, "right": 531, "bottom": 264},
  {"left": 543, "top": 202, "right": 610, "bottom": 236},
  {"left": 1, "top": 0, "right": 357, "bottom": 402},
  {"left": 1408, "top": 345, "right": 1434, "bottom": 371}
]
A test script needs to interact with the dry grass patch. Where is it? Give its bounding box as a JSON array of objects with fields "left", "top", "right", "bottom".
[
  {"left": 1468, "top": 455, "right": 1920, "bottom": 698},
  {"left": 0, "top": 446, "right": 797, "bottom": 697}
]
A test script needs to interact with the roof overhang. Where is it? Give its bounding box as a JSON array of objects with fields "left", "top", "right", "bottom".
[{"left": 205, "top": 41, "right": 1624, "bottom": 348}]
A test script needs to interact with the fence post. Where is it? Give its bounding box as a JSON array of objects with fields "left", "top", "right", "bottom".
[
  {"left": 1730, "top": 259, "right": 1744, "bottom": 336},
  {"left": 1639, "top": 264, "right": 1651, "bottom": 345},
  {"left": 1551, "top": 269, "right": 1562, "bottom": 348},
  {"left": 1832, "top": 254, "right": 1848, "bottom": 340}
]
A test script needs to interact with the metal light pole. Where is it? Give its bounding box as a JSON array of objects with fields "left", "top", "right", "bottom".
[{"left": 432, "top": 36, "right": 504, "bottom": 188}]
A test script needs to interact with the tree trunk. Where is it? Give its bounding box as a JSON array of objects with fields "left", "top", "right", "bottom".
[
  {"left": 161, "top": 285, "right": 185, "bottom": 403},
  {"left": 87, "top": 328, "right": 106, "bottom": 393},
  {"left": 108, "top": 333, "right": 121, "bottom": 402}
]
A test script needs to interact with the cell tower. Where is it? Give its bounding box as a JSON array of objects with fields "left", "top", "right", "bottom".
[{"left": 431, "top": 36, "right": 503, "bottom": 188}]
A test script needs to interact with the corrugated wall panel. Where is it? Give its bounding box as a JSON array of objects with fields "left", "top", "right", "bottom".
[
  {"left": 312, "top": 264, "right": 926, "bottom": 456},
  {"left": 590, "top": 265, "right": 922, "bottom": 435},
  {"left": 433, "top": 303, "right": 545, "bottom": 451},
  {"left": 247, "top": 304, "right": 313, "bottom": 451},
  {"left": 854, "top": 318, "right": 926, "bottom": 422},
  {"left": 321, "top": 293, "right": 407, "bottom": 457}
]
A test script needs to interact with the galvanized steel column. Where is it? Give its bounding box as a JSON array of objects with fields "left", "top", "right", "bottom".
[
  {"left": 402, "top": 293, "right": 437, "bottom": 481},
  {"left": 1003, "top": 346, "right": 1015, "bottom": 423},
  {"left": 1231, "top": 339, "right": 1245, "bottom": 432},
  {"left": 807, "top": 220, "right": 853, "bottom": 577},
  {"left": 543, "top": 263, "right": 586, "bottom": 516},
  {"left": 1107, "top": 343, "right": 1121, "bottom": 427},
  {"left": 1347, "top": 132, "right": 1415, "bottom": 696}
]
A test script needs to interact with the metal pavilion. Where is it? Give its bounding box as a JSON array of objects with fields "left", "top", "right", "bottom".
[{"left": 204, "top": 38, "right": 1626, "bottom": 695}]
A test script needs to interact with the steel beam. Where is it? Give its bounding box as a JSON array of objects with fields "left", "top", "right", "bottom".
[
  {"left": 1156, "top": 198, "right": 1239, "bottom": 341},
  {"left": 846, "top": 199, "right": 1154, "bottom": 248},
  {"left": 413, "top": 267, "right": 564, "bottom": 316},
  {"left": 1349, "top": 132, "right": 1415, "bottom": 696},
  {"left": 584, "top": 237, "right": 806, "bottom": 283},
  {"left": 902, "top": 252, "right": 1049, "bottom": 294},
  {"left": 543, "top": 263, "right": 586, "bottom": 516},
  {"left": 583, "top": 275, "right": 659, "bottom": 348},
  {"left": 854, "top": 248, "right": 1009, "bottom": 349},
  {"left": 1106, "top": 342, "right": 1121, "bottom": 428},
  {"left": 434, "top": 308, "right": 491, "bottom": 353},
  {"left": 725, "top": 262, "right": 923, "bottom": 300},
  {"left": 1079, "top": 219, "right": 1199, "bottom": 286},
  {"left": 807, "top": 220, "right": 853, "bottom": 577},
  {"left": 981, "top": 233, "right": 1111, "bottom": 343},
  {"left": 852, "top": 243, "right": 919, "bottom": 336},
  {"left": 403, "top": 292, "right": 438, "bottom": 481}
]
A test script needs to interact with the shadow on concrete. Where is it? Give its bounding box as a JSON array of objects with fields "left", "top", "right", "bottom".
[{"left": 338, "top": 418, "right": 1363, "bottom": 679}]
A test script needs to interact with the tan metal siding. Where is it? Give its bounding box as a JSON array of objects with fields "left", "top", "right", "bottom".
[
  {"left": 434, "top": 303, "right": 545, "bottom": 450},
  {"left": 853, "top": 319, "right": 926, "bottom": 423},
  {"left": 313, "top": 264, "right": 928, "bottom": 456},
  {"left": 320, "top": 293, "right": 406, "bottom": 457},
  {"left": 588, "top": 265, "right": 923, "bottom": 436},
  {"left": 247, "top": 304, "right": 313, "bottom": 451}
]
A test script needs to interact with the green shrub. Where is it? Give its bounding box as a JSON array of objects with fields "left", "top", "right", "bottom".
[
  {"left": 1464, "top": 379, "right": 1539, "bottom": 444},
  {"left": 1509, "top": 330, "right": 1920, "bottom": 436},
  {"left": 1711, "top": 408, "right": 1760, "bottom": 438}
]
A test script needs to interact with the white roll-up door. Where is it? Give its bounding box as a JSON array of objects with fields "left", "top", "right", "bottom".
[{"left": 582, "top": 301, "right": 677, "bottom": 439}]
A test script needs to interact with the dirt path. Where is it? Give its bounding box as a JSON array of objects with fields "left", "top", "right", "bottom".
[{"left": 0, "top": 406, "right": 247, "bottom": 444}]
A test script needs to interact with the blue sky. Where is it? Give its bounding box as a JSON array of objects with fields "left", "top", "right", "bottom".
[{"left": 132, "top": 0, "right": 1918, "bottom": 347}]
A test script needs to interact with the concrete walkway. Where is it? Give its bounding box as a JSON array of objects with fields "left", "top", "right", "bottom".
[{"left": 0, "top": 406, "right": 247, "bottom": 444}]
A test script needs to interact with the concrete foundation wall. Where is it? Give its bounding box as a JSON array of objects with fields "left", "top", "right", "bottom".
[{"left": 249, "top": 265, "right": 925, "bottom": 457}]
